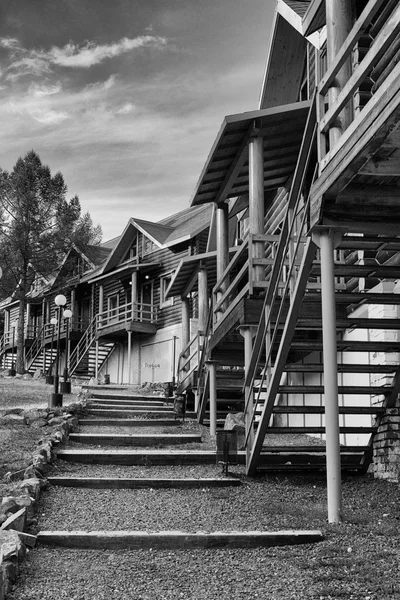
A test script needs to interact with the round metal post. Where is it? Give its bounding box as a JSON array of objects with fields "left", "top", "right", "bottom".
[{"left": 49, "top": 294, "right": 67, "bottom": 407}]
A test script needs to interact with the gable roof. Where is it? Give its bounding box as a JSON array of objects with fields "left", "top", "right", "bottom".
[{"left": 283, "top": 0, "right": 311, "bottom": 18}]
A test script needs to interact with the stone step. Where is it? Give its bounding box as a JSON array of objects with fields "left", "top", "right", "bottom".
[
  {"left": 37, "top": 529, "right": 324, "bottom": 549},
  {"left": 47, "top": 477, "right": 241, "bottom": 489},
  {"left": 79, "top": 419, "right": 181, "bottom": 426},
  {"left": 90, "top": 393, "right": 166, "bottom": 402},
  {"left": 68, "top": 433, "right": 202, "bottom": 446}
]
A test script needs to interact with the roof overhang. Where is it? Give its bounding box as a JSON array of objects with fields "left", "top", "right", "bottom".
[
  {"left": 87, "top": 261, "right": 160, "bottom": 284},
  {"left": 166, "top": 247, "right": 240, "bottom": 298},
  {"left": 190, "top": 100, "right": 311, "bottom": 207}
]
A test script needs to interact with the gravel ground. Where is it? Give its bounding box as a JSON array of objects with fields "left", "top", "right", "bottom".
[{"left": 7, "top": 411, "right": 400, "bottom": 599}]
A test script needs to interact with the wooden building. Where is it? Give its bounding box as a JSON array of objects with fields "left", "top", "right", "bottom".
[
  {"left": 170, "top": 0, "right": 400, "bottom": 521},
  {"left": 0, "top": 204, "right": 213, "bottom": 387}
]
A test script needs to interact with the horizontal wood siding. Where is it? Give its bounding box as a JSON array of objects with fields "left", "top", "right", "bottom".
[{"left": 144, "top": 246, "right": 190, "bottom": 329}]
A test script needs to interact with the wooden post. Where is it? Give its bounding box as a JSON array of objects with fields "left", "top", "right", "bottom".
[
  {"left": 207, "top": 361, "right": 217, "bottom": 437},
  {"left": 315, "top": 229, "right": 342, "bottom": 524},
  {"left": 127, "top": 330, "right": 132, "bottom": 384},
  {"left": 131, "top": 271, "right": 138, "bottom": 319},
  {"left": 326, "top": 0, "right": 354, "bottom": 147},
  {"left": 249, "top": 132, "right": 265, "bottom": 287},
  {"left": 98, "top": 284, "right": 104, "bottom": 327},
  {"left": 181, "top": 297, "right": 191, "bottom": 353},
  {"left": 198, "top": 265, "right": 208, "bottom": 333},
  {"left": 216, "top": 203, "right": 229, "bottom": 317},
  {"left": 95, "top": 341, "right": 99, "bottom": 380}
]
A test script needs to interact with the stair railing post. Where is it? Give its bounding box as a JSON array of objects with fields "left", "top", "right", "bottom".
[
  {"left": 206, "top": 360, "right": 217, "bottom": 437},
  {"left": 240, "top": 326, "right": 257, "bottom": 461},
  {"left": 313, "top": 228, "right": 342, "bottom": 524},
  {"left": 95, "top": 341, "right": 99, "bottom": 380},
  {"left": 249, "top": 127, "right": 265, "bottom": 289},
  {"left": 127, "top": 331, "right": 132, "bottom": 384}
]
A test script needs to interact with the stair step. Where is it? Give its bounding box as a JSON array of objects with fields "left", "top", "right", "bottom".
[
  {"left": 55, "top": 449, "right": 223, "bottom": 465},
  {"left": 79, "top": 419, "right": 180, "bottom": 426},
  {"left": 277, "top": 385, "right": 392, "bottom": 395},
  {"left": 304, "top": 292, "right": 400, "bottom": 305},
  {"left": 90, "top": 393, "right": 166, "bottom": 402},
  {"left": 312, "top": 264, "right": 400, "bottom": 278},
  {"left": 290, "top": 340, "right": 400, "bottom": 352},
  {"left": 68, "top": 433, "right": 202, "bottom": 446},
  {"left": 90, "top": 403, "right": 174, "bottom": 411},
  {"left": 47, "top": 477, "right": 241, "bottom": 489},
  {"left": 296, "top": 317, "right": 400, "bottom": 330},
  {"left": 91, "top": 399, "right": 166, "bottom": 407},
  {"left": 37, "top": 529, "right": 324, "bottom": 550},
  {"left": 87, "top": 409, "right": 196, "bottom": 419},
  {"left": 284, "top": 363, "right": 397, "bottom": 373},
  {"left": 272, "top": 405, "right": 385, "bottom": 415},
  {"left": 266, "top": 426, "right": 376, "bottom": 434},
  {"left": 259, "top": 445, "right": 368, "bottom": 453}
]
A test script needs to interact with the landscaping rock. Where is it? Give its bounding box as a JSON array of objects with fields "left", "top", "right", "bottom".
[{"left": 224, "top": 412, "right": 245, "bottom": 449}]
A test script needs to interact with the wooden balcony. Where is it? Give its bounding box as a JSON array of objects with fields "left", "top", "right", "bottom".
[
  {"left": 311, "top": 0, "right": 400, "bottom": 234},
  {"left": 96, "top": 301, "right": 157, "bottom": 340}
]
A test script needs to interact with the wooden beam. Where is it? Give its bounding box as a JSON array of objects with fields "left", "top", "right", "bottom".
[
  {"left": 358, "top": 156, "right": 400, "bottom": 177},
  {"left": 336, "top": 184, "right": 400, "bottom": 205}
]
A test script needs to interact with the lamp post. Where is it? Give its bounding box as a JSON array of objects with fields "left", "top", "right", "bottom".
[
  {"left": 60, "top": 308, "right": 72, "bottom": 394},
  {"left": 46, "top": 317, "right": 58, "bottom": 384},
  {"left": 10, "top": 320, "right": 18, "bottom": 376},
  {"left": 49, "top": 294, "right": 67, "bottom": 407}
]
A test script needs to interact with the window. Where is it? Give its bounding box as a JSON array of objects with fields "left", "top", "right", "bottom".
[
  {"left": 160, "top": 273, "right": 174, "bottom": 308},
  {"left": 108, "top": 294, "right": 119, "bottom": 322}
]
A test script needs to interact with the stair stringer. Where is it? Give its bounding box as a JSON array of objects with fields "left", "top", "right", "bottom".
[{"left": 246, "top": 237, "right": 318, "bottom": 475}]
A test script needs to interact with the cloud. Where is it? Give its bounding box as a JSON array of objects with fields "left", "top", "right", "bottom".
[
  {"left": 116, "top": 102, "right": 134, "bottom": 115},
  {"left": 47, "top": 36, "right": 167, "bottom": 68},
  {"left": 29, "top": 108, "right": 69, "bottom": 124},
  {"left": 3, "top": 35, "right": 168, "bottom": 80},
  {"left": 29, "top": 82, "right": 62, "bottom": 97}
]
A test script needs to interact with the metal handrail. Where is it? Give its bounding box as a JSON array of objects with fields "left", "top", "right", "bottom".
[{"left": 69, "top": 316, "right": 98, "bottom": 376}]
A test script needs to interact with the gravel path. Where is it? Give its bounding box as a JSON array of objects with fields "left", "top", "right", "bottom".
[{"left": 7, "top": 404, "right": 400, "bottom": 599}]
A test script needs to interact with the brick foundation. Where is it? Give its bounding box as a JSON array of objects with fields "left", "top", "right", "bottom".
[{"left": 372, "top": 406, "right": 400, "bottom": 482}]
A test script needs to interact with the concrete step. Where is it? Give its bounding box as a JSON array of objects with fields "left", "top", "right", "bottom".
[
  {"left": 91, "top": 400, "right": 168, "bottom": 408},
  {"left": 87, "top": 409, "right": 195, "bottom": 418},
  {"left": 37, "top": 529, "right": 324, "bottom": 549},
  {"left": 68, "top": 433, "right": 202, "bottom": 446},
  {"left": 47, "top": 477, "right": 241, "bottom": 489},
  {"left": 90, "top": 393, "right": 166, "bottom": 402}
]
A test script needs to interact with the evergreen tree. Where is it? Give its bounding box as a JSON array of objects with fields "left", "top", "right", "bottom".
[{"left": 0, "top": 150, "right": 102, "bottom": 372}]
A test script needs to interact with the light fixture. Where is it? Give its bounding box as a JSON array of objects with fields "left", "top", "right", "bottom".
[{"left": 55, "top": 294, "right": 67, "bottom": 307}]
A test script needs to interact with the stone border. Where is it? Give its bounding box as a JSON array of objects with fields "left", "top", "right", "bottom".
[{"left": 0, "top": 395, "right": 90, "bottom": 600}]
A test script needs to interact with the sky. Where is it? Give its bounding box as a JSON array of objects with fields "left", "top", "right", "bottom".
[{"left": 0, "top": 0, "right": 275, "bottom": 241}]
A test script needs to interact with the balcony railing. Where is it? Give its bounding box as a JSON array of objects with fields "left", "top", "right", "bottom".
[
  {"left": 318, "top": 0, "right": 400, "bottom": 166},
  {"left": 97, "top": 301, "right": 157, "bottom": 330}
]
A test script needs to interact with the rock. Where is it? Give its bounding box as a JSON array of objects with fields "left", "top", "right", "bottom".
[
  {"left": 0, "top": 498, "right": 19, "bottom": 516},
  {"left": 0, "top": 508, "right": 26, "bottom": 533},
  {"left": 4, "top": 469, "right": 25, "bottom": 483},
  {"left": 32, "top": 368, "right": 43, "bottom": 380},
  {"left": 224, "top": 412, "right": 246, "bottom": 450},
  {"left": 88, "top": 377, "right": 98, "bottom": 386},
  {"left": 47, "top": 416, "right": 64, "bottom": 426},
  {"left": 0, "top": 414, "right": 25, "bottom": 425},
  {"left": 22, "top": 373, "right": 32, "bottom": 379},
  {"left": 0, "top": 529, "right": 23, "bottom": 560},
  {"left": 3, "top": 409, "right": 24, "bottom": 416}
]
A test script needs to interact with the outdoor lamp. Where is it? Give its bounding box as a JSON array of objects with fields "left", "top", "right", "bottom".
[{"left": 49, "top": 294, "right": 67, "bottom": 408}]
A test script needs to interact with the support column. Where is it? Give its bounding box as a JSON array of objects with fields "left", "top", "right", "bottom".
[
  {"left": 181, "top": 297, "right": 191, "bottom": 353},
  {"left": 70, "top": 289, "right": 76, "bottom": 329},
  {"left": 98, "top": 284, "right": 104, "bottom": 327},
  {"left": 240, "top": 326, "right": 256, "bottom": 461},
  {"left": 127, "top": 330, "right": 132, "bottom": 384},
  {"left": 95, "top": 341, "right": 99, "bottom": 379},
  {"left": 318, "top": 229, "right": 342, "bottom": 524},
  {"left": 131, "top": 271, "right": 138, "bottom": 319},
  {"left": 326, "top": 0, "right": 354, "bottom": 147},
  {"left": 249, "top": 133, "right": 265, "bottom": 287},
  {"left": 198, "top": 265, "right": 208, "bottom": 334},
  {"left": 26, "top": 302, "right": 31, "bottom": 337},
  {"left": 207, "top": 361, "right": 217, "bottom": 437},
  {"left": 216, "top": 204, "right": 229, "bottom": 317}
]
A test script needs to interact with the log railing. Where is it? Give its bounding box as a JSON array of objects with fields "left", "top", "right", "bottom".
[
  {"left": 318, "top": 0, "right": 400, "bottom": 165},
  {"left": 97, "top": 301, "right": 157, "bottom": 329}
]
